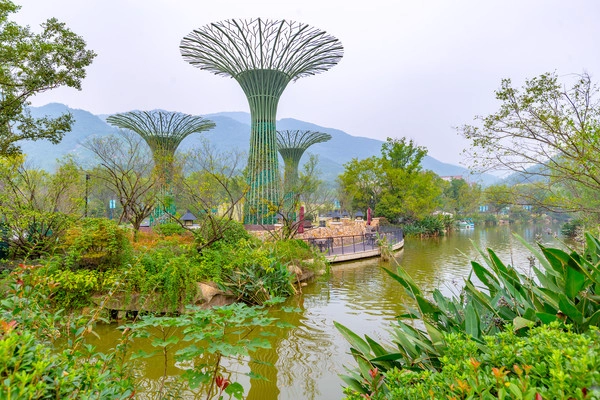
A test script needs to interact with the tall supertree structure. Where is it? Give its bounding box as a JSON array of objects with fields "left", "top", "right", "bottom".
[
  {"left": 277, "top": 129, "right": 332, "bottom": 210},
  {"left": 106, "top": 110, "right": 215, "bottom": 183},
  {"left": 106, "top": 110, "right": 215, "bottom": 223},
  {"left": 180, "top": 19, "right": 343, "bottom": 224}
]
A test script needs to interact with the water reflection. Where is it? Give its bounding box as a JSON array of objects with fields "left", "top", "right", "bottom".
[{"left": 91, "top": 224, "right": 570, "bottom": 399}]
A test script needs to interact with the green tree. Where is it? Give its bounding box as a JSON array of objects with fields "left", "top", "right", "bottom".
[
  {"left": 0, "top": 0, "right": 95, "bottom": 156},
  {"left": 338, "top": 137, "right": 444, "bottom": 223},
  {"left": 376, "top": 138, "right": 442, "bottom": 222},
  {"left": 338, "top": 156, "right": 383, "bottom": 211},
  {"left": 460, "top": 72, "right": 600, "bottom": 221},
  {"left": 484, "top": 184, "right": 513, "bottom": 215},
  {"left": 0, "top": 155, "right": 82, "bottom": 259},
  {"left": 442, "top": 178, "right": 482, "bottom": 217}
]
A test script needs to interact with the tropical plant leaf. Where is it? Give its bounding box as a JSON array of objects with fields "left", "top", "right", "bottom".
[
  {"left": 416, "top": 294, "right": 441, "bottom": 315},
  {"left": 535, "top": 312, "right": 559, "bottom": 324},
  {"left": 471, "top": 261, "right": 499, "bottom": 294},
  {"left": 334, "top": 321, "right": 371, "bottom": 356},
  {"left": 558, "top": 295, "right": 584, "bottom": 325},
  {"left": 513, "top": 316, "right": 535, "bottom": 331},
  {"left": 465, "top": 301, "right": 481, "bottom": 339},
  {"left": 382, "top": 267, "right": 422, "bottom": 297},
  {"left": 565, "top": 264, "right": 586, "bottom": 299}
]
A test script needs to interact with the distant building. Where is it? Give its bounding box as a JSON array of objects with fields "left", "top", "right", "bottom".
[{"left": 440, "top": 175, "right": 465, "bottom": 182}]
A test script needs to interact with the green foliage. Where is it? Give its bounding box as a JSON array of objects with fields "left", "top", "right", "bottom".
[
  {"left": 562, "top": 219, "right": 583, "bottom": 238},
  {"left": 0, "top": 0, "right": 96, "bottom": 156},
  {"left": 380, "top": 324, "right": 600, "bottom": 400},
  {"left": 339, "top": 137, "right": 444, "bottom": 223},
  {"left": 441, "top": 178, "right": 482, "bottom": 217},
  {"left": 153, "top": 221, "right": 187, "bottom": 236},
  {"left": 217, "top": 242, "right": 296, "bottom": 305},
  {"left": 135, "top": 251, "right": 202, "bottom": 311},
  {"left": 336, "top": 232, "right": 600, "bottom": 397},
  {"left": 193, "top": 216, "right": 251, "bottom": 249},
  {"left": 461, "top": 73, "right": 600, "bottom": 222},
  {"left": 0, "top": 265, "right": 134, "bottom": 398},
  {"left": 0, "top": 156, "right": 82, "bottom": 260},
  {"left": 402, "top": 214, "right": 450, "bottom": 237},
  {"left": 62, "top": 218, "right": 131, "bottom": 271},
  {"left": 47, "top": 267, "right": 111, "bottom": 309},
  {"left": 270, "top": 239, "right": 326, "bottom": 271},
  {"left": 128, "top": 300, "right": 298, "bottom": 399}
]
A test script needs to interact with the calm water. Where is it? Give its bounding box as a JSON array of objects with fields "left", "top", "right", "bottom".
[{"left": 92, "top": 224, "right": 569, "bottom": 399}]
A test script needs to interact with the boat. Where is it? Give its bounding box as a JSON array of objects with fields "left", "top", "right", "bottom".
[{"left": 458, "top": 219, "right": 475, "bottom": 229}]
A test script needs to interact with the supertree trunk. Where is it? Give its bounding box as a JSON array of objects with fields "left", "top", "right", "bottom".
[{"left": 237, "top": 69, "right": 290, "bottom": 224}]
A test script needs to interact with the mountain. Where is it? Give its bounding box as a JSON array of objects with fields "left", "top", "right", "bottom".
[{"left": 18, "top": 103, "right": 498, "bottom": 185}]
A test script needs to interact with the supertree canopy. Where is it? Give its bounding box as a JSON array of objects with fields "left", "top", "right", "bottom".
[
  {"left": 106, "top": 110, "right": 215, "bottom": 181},
  {"left": 180, "top": 18, "right": 343, "bottom": 224},
  {"left": 277, "top": 129, "right": 332, "bottom": 204}
]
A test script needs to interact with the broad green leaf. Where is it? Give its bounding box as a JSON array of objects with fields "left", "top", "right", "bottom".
[
  {"left": 415, "top": 294, "right": 441, "bottom": 315},
  {"left": 224, "top": 382, "right": 245, "bottom": 400},
  {"left": 365, "top": 335, "right": 389, "bottom": 357},
  {"left": 536, "top": 312, "right": 558, "bottom": 324},
  {"left": 584, "top": 309, "right": 600, "bottom": 329},
  {"left": 513, "top": 316, "right": 535, "bottom": 331},
  {"left": 471, "top": 261, "right": 499, "bottom": 294},
  {"left": 339, "top": 375, "right": 368, "bottom": 394},
  {"left": 565, "top": 264, "right": 586, "bottom": 299},
  {"left": 382, "top": 267, "right": 422, "bottom": 297},
  {"left": 424, "top": 321, "right": 444, "bottom": 350},
  {"left": 465, "top": 301, "right": 480, "bottom": 339},
  {"left": 151, "top": 335, "right": 179, "bottom": 348},
  {"left": 370, "top": 353, "right": 405, "bottom": 362},
  {"left": 334, "top": 321, "right": 371, "bottom": 356},
  {"left": 558, "top": 295, "right": 584, "bottom": 324}
]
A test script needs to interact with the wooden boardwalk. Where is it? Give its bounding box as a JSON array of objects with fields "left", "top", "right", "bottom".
[{"left": 304, "top": 229, "right": 404, "bottom": 263}]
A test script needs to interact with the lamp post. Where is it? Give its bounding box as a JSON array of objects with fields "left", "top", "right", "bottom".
[{"left": 85, "top": 173, "right": 90, "bottom": 217}]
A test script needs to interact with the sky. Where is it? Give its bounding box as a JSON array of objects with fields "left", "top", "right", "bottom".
[{"left": 13, "top": 0, "right": 600, "bottom": 166}]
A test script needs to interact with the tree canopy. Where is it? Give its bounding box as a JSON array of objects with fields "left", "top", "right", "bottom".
[
  {"left": 460, "top": 72, "right": 600, "bottom": 220},
  {"left": 0, "top": 0, "right": 95, "bottom": 157},
  {"left": 338, "top": 137, "right": 443, "bottom": 222}
]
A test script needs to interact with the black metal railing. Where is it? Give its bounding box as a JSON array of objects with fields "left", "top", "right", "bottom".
[{"left": 303, "top": 229, "right": 403, "bottom": 256}]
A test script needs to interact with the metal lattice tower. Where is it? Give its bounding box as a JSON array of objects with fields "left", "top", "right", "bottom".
[
  {"left": 180, "top": 18, "right": 343, "bottom": 224},
  {"left": 277, "top": 130, "right": 332, "bottom": 208}
]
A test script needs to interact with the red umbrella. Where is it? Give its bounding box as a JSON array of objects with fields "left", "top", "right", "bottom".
[{"left": 367, "top": 207, "right": 372, "bottom": 225}]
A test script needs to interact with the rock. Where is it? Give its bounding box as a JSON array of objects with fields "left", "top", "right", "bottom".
[{"left": 287, "top": 264, "right": 303, "bottom": 276}]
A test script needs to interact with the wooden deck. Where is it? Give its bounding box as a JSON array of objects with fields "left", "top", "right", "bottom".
[{"left": 304, "top": 229, "right": 404, "bottom": 263}]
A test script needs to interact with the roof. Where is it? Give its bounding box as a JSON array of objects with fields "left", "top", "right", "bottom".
[{"left": 181, "top": 210, "right": 197, "bottom": 221}]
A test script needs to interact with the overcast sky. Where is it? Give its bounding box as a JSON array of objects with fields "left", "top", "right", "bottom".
[{"left": 14, "top": 0, "right": 600, "bottom": 165}]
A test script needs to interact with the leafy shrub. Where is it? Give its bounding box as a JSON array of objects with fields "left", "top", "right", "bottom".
[
  {"left": 380, "top": 324, "right": 600, "bottom": 400},
  {"left": 562, "top": 218, "right": 583, "bottom": 238},
  {"left": 62, "top": 218, "right": 131, "bottom": 271},
  {"left": 269, "top": 239, "right": 326, "bottom": 271},
  {"left": 213, "top": 242, "right": 296, "bottom": 305},
  {"left": 153, "top": 222, "right": 187, "bottom": 236},
  {"left": 402, "top": 215, "right": 447, "bottom": 237},
  {"left": 193, "top": 217, "right": 251, "bottom": 248},
  {"left": 336, "top": 232, "right": 600, "bottom": 396},
  {"left": 0, "top": 267, "right": 134, "bottom": 398}
]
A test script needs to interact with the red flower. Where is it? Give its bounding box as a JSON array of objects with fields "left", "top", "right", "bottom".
[
  {"left": 368, "top": 368, "right": 378, "bottom": 379},
  {"left": 215, "top": 375, "right": 230, "bottom": 391},
  {"left": 1, "top": 320, "right": 17, "bottom": 333}
]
